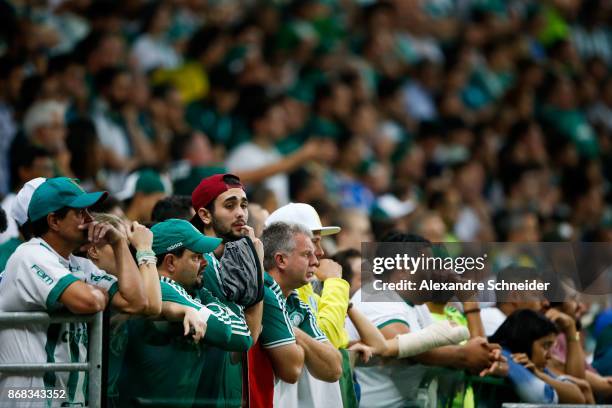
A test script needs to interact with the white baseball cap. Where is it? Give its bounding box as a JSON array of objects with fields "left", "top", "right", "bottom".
[
  {"left": 11, "top": 177, "right": 46, "bottom": 226},
  {"left": 265, "top": 203, "right": 341, "bottom": 236}
]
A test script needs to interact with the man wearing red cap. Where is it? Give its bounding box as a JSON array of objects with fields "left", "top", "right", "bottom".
[{"left": 190, "top": 173, "right": 264, "bottom": 407}]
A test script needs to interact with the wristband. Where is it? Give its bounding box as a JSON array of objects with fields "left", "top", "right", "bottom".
[
  {"left": 567, "top": 331, "right": 580, "bottom": 342},
  {"left": 137, "top": 257, "right": 157, "bottom": 266},
  {"left": 464, "top": 308, "right": 481, "bottom": 314},
  {"left": 136, "top": 249, "right": 156, "bottom": 266},
  {"left": 136, "top": 249, "right": 156, "bottom": 258}
]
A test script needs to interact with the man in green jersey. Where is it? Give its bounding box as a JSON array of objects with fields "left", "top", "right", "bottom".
[
  {"left": 191, "top": 173, "right": 263, "bottom": 407},
  {"left": 262, "top": 221, "right": 343, "bottom": 407},
  {"left": 120, "top": 218, "right": 252, "bottom": 406}
]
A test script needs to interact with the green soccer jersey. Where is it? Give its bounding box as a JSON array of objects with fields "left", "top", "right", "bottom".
[
  {"left": 285, "top": 290, "right": 328, "bottom": 341},
  {"left": 260, "top": 272, "right": 296, "bottom": 349},
  {"left": 195, "top": 253, "right": 253, "bottom": 408},
  {"left": 118, "top": 276, "right": 239, "bottom": 406}
]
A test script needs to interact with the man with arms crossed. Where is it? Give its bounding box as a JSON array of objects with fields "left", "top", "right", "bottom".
[
  {"left": 261, "top": 221, "right": 342, "bottom": 408},
  {"left": 121, "top": 218, "right": 253, "bottom": 405}
]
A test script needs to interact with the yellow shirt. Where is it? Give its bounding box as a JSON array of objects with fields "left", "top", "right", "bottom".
[
  {"left": 151, "top": 61, "right": 209, "bottom": 104},
  {"left": 296, "top": 278, "right": 350, "bottom": 349}
]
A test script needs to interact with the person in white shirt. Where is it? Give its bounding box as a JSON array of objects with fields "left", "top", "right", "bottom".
[
  {"left": 226, "top": 98, "right": 335, "bottom": 206},
  {"left": 0, "top": 177, "right": 151, "bottom": 407},
  {"left": 481, "top": 266, "right": 550, "bottom": 336},
  {"left": 131, "top": 2, "right": 181, "bottom": 72},
  {"left": 348, "top": 232, "right": 503, "bottom": 408}
]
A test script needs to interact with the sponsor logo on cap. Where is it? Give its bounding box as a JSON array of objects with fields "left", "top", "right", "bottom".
[{"left": 167, "top": 242, "right": 183, "bottom": 251}]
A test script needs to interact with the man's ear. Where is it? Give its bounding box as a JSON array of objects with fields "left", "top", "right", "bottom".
[
  {"left": 274, "top": 252, "right": 286, "bottom": 270},
  {"left": 163, "top": 254, "right": 176, "bottom": 274},
  {"left": 47, "top": 213, "right": 61, "bottom": 232},
  {"left": 198, "top": 207, "right": 212, "bottom": 227}
]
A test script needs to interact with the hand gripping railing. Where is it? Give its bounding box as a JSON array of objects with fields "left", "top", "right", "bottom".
[{"left": 0, "top": 312, "right": 103, "bottom": 408}]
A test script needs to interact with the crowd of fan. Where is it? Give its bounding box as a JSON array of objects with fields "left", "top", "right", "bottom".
[
  {"left": 0, "top": 173, "right": 611, "bottom": 407},
  {"left": 0, "top": 0, "right": 611, "bottom": 407}
]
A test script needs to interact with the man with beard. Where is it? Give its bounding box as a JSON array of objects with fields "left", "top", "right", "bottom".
[
  {"left": 0, "top": 177, "right": 148, "bottom": 407},
  {"left": 190, "top": 173, "right": 263, "bottom": 407},
  {"left": 91, "top": 67, "right": 156, "bottom": 193},
  {"left": 120, "top": 218, "right": 254, "bottom": 405}
]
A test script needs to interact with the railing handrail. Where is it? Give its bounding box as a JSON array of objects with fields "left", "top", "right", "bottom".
[
  {"left": 0, "top": 312, "right": 97, "bottom": 324},
  {"left": 0, "top": 311, "right": 103, "bottom": 408}
]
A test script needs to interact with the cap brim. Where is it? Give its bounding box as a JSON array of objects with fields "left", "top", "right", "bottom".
[
  {"left": 69, "top": 191, "right": 108, "bottom": 209},
  {"left": 189, "top": 235, "right": 223, "bottom": 254},
  {"left": 316, "top": 226, "right": 341, "bottom": 236}
]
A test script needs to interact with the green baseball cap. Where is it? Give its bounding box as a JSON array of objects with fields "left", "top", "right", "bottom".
[
  {"left": 116, "top": 169, "right": 168, "bottom": 201},
  {"left": 151, "top": 218, "right": 222, "bottom": 255},
  {"left": 28, "top": 177, "right": 108, "bottom": 222}
]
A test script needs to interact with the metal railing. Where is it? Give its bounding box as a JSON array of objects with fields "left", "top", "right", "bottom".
[
  {"left": 502, "top": 405, "right": 611, "bottom": 408},
  {"left": 0, "top": 311, "right": 103, "bottom": 408}
]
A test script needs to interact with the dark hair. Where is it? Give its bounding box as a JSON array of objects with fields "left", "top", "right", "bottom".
[
  {"left": 156, "top": 247, "right": 187, "bottom": 267},
  {"left": 247, "top": 97, "right": 279, "bottom": 131},
  {"left": 489, "top": 309, "right": 558, "bottom": 358},
  {"left": 169, "top": 131, "right": 195, "bottom": 162},
  {"left": 186, "top": 26, "right": 226, "bottom": 60},
  {"left": 377, "top": 76, "right": 403, "bottom": 101},
  {"left": 95, "top": 67, "right": 128, "bottom": 93},
  {"left": 0, "top": 207, "right": 7, "bottom": 233},
  {"left": 18, "top": 221, "right": 34, "bottom": 241},
  {"left": 140, "top": 0, "right": 165, "bottom": 33},
  {"left": 66, "top": 118, "right": 100, "bottom": 180},
  {"left": 9, "top": 144, "right": 52, "bottom": 191},
  {"left": 289, "top": 168, "right": 316, "bottom": 201},
  {"left": 30, "top": 207, "right": 71, "bottom": 237},
  {"left": 314, "top": 82, "right": 335, "bottom": 113},
  {"left": 247, "top": 185, "right": 275, "bottom": 207},
  {"left": 151, "top": 196, "right": 193, "bottom": 222},
  {"left": 375, "top": 232, "right": 432, "bottom": 281},
  {"left": 209, "top": 66, "right": 238, "bottom": 92},
  {"left": 190, "top": 199, "right": 216, "bottom": 233},
  {"left": 19, "top": 75, "right": 46, "bottom": 113},
  {"left": 222, "top": 174, "right": 242, "bottom": 187},
  {"left": 331, "top": 249, "right": 361, "bottom": 285},
  {"left": 47, "top": 53, "right": 76, "bottom": 76},
  {"left": 494, "top": 209, "right": 539, "bottom": 241},
  {"left": 495, "top": 266, "right": 541, "bottom": 302},
  {"left": 90, "top": 195, "right": 122, "bottom": 214}
]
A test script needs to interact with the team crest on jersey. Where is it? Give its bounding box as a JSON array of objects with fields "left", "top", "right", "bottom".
[{"left": 289, "top": 312, "right": 303, "bottom": 327}]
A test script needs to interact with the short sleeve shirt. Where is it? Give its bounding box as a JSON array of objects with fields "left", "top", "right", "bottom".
[
  {"left": 0, "top": 237, "right": 118, "bottom": 406},
  {"left": 274, "top": 290, "right": 340, "bottom": 408},
  {"left": 345, "top": 289, "right": 429, "bottom": 408},
  {"left": 260, "top": 272, "right": 296, "bottom": 348},
  {"left": 249, "top": 272, "right": 295, "bottom": 408},
  {"left": 285, "top": 291, "right": 328, "bottom": 342}
]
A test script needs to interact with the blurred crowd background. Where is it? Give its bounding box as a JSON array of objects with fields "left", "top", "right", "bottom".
[{"left": 0, "top": 0, "right": 611, "bottom": 245}]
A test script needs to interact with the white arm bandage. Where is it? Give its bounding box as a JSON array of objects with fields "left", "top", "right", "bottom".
[{"left": 396, "top": 320, "right": 470, "bottom": 359}]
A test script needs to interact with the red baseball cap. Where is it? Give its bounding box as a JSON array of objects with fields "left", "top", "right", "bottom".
[{"left": 192, "top": 173, "right": 244, "bottom": 211}]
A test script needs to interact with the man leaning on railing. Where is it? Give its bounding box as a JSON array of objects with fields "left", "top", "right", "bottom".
[{"left": 0, "top": 177, "right": 151, "bottom": 407}]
